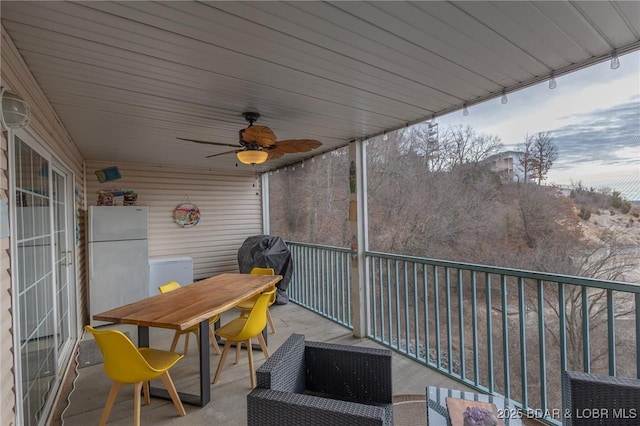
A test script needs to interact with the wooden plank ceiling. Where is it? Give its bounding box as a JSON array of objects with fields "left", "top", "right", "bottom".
[{"left": 2, "top": 1, "right": 639, "bottom": 173}]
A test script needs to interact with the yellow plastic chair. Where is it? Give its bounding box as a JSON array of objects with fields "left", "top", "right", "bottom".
[
  {"left": 84, "top": 325, "right": 186, "bottom": 426},
  {"left": 158, "top": 281, "right": 222, "bottom": 356},
  {"left": 213, "top": 287, "right": 277, "bottom": 389},
  {"left": 234, "top": 267, "right": 277, "bottom": 334}
]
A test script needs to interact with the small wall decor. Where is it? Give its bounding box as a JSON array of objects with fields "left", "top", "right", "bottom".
[
  {"left": 95, "top": 166, "right": 121, "bottom": 183},
  {"left": 97, "top": 192, "right": 115, "bottom": 206},
  {"left": 174, "top": 196, "right": 200, "bottom": 228},
  {"left": 349, "top": 160, "right": 356, "bottom": 193},
  {"left": 97, "top": 189, "right": 137, "bottom": 206},
  {"left": 123, "top": 192, "right": 138, "bottom": 206}
]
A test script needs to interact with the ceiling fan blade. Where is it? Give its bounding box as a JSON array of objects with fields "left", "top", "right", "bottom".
[
  {"left": 206, "top": 149, "right": 239, "bottom": 159},
  {"left": 267, "top": 150, "right": 285, "bottom": 160},
  {"left": 181, "top": 115, "right": 320, "bottom": 163},
  {"left": 241, "top": 125, "right": 277, "bottom": 147},
  {"left": 177, "top": 137, "right": 240, "bottom": 148},
  {"left": 271, "top": 139, "right": 322, "bottom": 153}
]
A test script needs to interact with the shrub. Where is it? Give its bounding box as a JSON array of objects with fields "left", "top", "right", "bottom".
[
  {"left": 610, "top": 190, "right": 631, "bottom": 213},
  {"left": 578, "top": 207, "right": 591, "bottom": 221},
  {"left": 619, "top": 201, "right": 631, "bottom": 214}
]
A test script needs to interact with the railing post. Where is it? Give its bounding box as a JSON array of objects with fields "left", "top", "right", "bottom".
[
  {"left": 261, "top": 172, "right": 270, "bottom": 234},
  {"left": 348, "top": 140, "right": 368, "bottom": 337}
]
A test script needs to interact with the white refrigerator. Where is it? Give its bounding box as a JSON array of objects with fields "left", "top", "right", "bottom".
[{"left": 88, "top": 206, "right": 149, "bottom": 326}]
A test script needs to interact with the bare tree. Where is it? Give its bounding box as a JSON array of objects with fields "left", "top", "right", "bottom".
[
  {"left": 396, "top": 125, "right": 450, "bottom": 173},
  {"left": 518, "top": 134, "right": 535, "bottom": 182},
  {"left": 511, "top": 183, "right": 579, "bottom": 249},
  {"left": 367, "top": 127, "right": 504, "bottom": 260},
  {"left": 527, "top": 132, "right": 558, "bottom": 184},
  {"left": 439, "top": 124, "right": 504, "bottom": 168},
  {"left": 539, "top": 227, "right": 638, "bottom": 379},
  {"left": 269, "top": 148, "right": 349, "bottom": 245}
]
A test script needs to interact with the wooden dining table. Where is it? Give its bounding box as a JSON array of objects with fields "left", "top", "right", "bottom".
[{"left": 93, "top": 272, "right": 282, "bottom": 407}]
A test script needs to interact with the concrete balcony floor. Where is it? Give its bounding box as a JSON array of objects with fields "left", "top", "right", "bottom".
[{"left": 58, "top": 301, "right": 474, "bottom": 425}]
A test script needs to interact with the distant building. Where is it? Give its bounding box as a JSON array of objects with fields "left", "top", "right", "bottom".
[{"left": 484, "top": 151, "right": 534, "bottom": 183}]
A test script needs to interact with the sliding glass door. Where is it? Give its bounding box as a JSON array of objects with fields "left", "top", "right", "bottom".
[{"left": 11, "top": 131, "right": 76, "bottom": 426}]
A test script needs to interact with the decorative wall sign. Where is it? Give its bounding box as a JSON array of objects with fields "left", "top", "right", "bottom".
[
  {"left": 173, "top": 202, "right": 200, "bottom": 228},
  {"left": 349, "top": 160, "right": 356, "bottom": 193},
  {"left": 95, "top": 166, "right": 121, "bottom": 183}
]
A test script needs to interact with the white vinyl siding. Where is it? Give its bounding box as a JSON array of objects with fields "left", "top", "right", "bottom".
[
  {"left": 2, "top": 25, "right": 85, "bottom": 426},
  {"left": 0, "top": 131, "right": 14, "bottom": 425},
  {"left": 86, "top": 161, "right": 263, "bottom": 279}
]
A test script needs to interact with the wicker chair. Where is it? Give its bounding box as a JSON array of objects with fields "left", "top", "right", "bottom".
[
  {"left": 247, "top": 333, "right": 393, "bottom": 426},
  {"left": 564, "top": 370, "right": 640, "bottom": 425}
]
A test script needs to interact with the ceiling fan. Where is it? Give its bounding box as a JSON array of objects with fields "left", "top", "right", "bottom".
[{"left": 177, "top": 112, "right": 322, "bottom": 165}]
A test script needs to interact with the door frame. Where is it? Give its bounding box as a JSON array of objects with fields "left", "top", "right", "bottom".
[
  {"left": 8, "top": 127, "right": 79, "bottom": 426},
  {"left": 50, "top": 161, "right": 78, "bottom": 367}
]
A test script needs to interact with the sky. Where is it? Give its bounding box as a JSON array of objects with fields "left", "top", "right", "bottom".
[{"left": 437, "top": 50, "right": 640, "bottom": 201}]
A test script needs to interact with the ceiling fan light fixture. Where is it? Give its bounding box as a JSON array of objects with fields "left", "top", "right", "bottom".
[{"left": 236, "top": 149, "right": 268, "bottom": 165}]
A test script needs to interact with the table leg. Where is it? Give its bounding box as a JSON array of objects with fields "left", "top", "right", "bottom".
[
  {"left": 138, "top": 326, "right": 149, "bottom": 347},
  {"left": 197, "top": 319, "right": 211, "bottom": 404},
  {"left": 139, "top": 321, "right": 211, "bottom": 407}
]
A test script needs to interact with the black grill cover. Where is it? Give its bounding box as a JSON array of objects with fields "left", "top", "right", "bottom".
[{"left": 237, "top": 235, "right": 293, "bottom": 304}]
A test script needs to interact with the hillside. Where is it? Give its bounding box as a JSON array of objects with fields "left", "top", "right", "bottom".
[
  {"left": 580, "top": 209, "right": 640, "bottom": 246},
  {"left": 578, "top": 207, "right": 640, "bottom": 282}
]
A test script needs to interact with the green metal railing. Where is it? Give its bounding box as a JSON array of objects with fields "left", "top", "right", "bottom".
[
  {"left": 287, "top": 242, "right": 352, "bottom": 329},
  {"left": 286, "top": 241, "right": 640, "bottom": 424}
]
